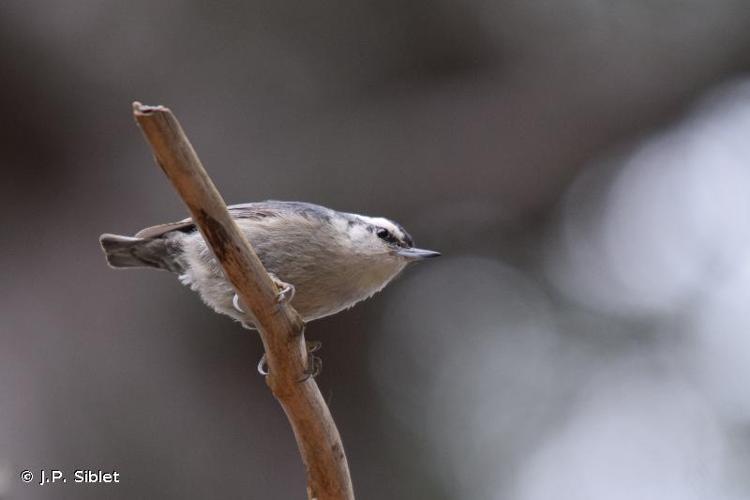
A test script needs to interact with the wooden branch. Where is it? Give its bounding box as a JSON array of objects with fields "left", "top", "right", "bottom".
[{"left": 132, "top": 102, "right": 354, "bottom": 500}]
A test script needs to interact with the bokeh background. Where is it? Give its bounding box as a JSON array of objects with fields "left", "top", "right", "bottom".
[{"left": 3, "top": 1, "right": 750, "bottom": 499}]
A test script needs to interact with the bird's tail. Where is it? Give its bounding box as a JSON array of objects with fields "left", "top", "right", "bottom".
[{"left": 99, "top": 233, "right": 183, "bottom": 272}]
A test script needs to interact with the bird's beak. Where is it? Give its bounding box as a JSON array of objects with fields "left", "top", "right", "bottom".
[{"left": 397, "top": 248, "right": 441, "bottom": 261}]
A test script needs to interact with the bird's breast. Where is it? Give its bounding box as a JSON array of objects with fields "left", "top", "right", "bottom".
[{"left": 291, "top": 260, "right": 405, "bottom": 321}]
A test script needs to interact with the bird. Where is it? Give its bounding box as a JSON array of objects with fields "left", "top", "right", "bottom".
[{"left": 99, "top": 200, "right": 440, "bottom": 331}]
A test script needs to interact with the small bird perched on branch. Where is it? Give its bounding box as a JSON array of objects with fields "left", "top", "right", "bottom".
[{"left": 100, "top": 201, "right": 439, "bottom": 330}]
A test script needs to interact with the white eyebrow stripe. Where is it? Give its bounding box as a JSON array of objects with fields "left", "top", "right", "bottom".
[{"left": 356, "top": 216, "right": 402, "bottom": 236}]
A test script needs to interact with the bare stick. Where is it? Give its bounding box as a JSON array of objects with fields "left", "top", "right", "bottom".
[{"left": 132, "top": 102, "right": 354, "bottom": 500}]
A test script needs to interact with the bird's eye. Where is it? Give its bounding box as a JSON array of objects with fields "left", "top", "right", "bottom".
[{"left": 376, "top": 227, "right": 403, "bottom": 246}]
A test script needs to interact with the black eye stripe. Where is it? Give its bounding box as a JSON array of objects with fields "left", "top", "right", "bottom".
[{"left": 376, "top": 227, "right": 405, "bottom": 246}]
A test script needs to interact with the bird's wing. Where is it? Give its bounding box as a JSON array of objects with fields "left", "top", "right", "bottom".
[
  {"left": 134, "top": 201, "right": 322, "bottom": 238},
  {"left": 134, "top": 219, "right": 195, "bottom": 238}
]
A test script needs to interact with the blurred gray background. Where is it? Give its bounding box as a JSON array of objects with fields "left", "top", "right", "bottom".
[{"left": 3, "top": 1, "right": 750, "bottom": 499}]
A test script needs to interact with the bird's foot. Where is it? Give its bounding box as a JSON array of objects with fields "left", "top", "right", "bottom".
[
  {"left": 269, "top": 274, "right": 295, "bottom": 304},
  {"left": 257, "top": 340, "right": 323, "bottom": 380},
  {"left": 232, "top": 276, "right": 294, "bottom": 315}
]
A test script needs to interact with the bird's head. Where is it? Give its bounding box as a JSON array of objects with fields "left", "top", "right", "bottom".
[{"left": 344, "top": 214, "right": 441, "bottom": 263}]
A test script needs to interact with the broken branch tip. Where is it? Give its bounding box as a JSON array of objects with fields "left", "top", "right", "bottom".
[{"left": 132, "top": 101, "right": 170, "bottom": 116}]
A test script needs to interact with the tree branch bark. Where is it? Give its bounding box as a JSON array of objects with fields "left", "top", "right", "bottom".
[{"left": 132, "top": 101, "right": 354, "bottom": 500}]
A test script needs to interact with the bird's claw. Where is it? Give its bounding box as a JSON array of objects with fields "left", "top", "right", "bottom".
[
  {"left": 299, "top": 340, "right": 323, "bottom": 381},
  {"left": 306, "top": 339, "right": 322, "bottom": 353},
  {"left": 298, "top": 354, "right": 323, "bottom": 383},
  {"left": 274, "top": 280, "right": 295, "bottom": 304},
  {"left": 232, "top": 293, "right": 244, "bottom": 313},
  {"left": 257, "top": 353, "right": 268, "bottom": 376}
]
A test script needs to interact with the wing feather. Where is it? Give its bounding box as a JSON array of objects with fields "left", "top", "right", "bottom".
[{"left": 133, "top": 201, "right": 330, "bottom": 238}]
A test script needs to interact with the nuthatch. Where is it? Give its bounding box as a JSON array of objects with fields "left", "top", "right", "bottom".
[{"left": 100, "top": 200, "right": 439, "bottom": 344}]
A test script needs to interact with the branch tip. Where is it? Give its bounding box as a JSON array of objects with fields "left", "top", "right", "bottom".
[{"left": 132, "top": 101, "right": 170, "bottom": 116}]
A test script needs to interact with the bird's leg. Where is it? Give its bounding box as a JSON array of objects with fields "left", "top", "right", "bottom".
[
  {"left": 268, "top": 273, "right": 295, "bottom": 304},
  {"left": 236, "top": 274, "right": 304, "bottom": 377}
]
